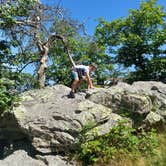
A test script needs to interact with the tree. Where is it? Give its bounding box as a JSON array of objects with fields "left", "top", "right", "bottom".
[
  {"left": 0, "top": 0, "right": 70, "bottom": 88},
  {"left": 95, "top": 0, "right": 166, "bottom": 82},
  {"left": 0, "top": 38, "right": 39, "bottom": 116},
  {"left": 0, "top": 40, "right": 18, "bottom": 114},
  {"left": 1, "top": 0, "right": 114, "bottom": 89},
  {"left": 40, "top": 15, "right": 113, "bottom": 87}
]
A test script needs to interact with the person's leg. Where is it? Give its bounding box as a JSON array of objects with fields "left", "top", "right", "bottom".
[
  {"left": 71, "top": 79, "right": 79, "bottom": 92},
  {"left": 71, "top": 71, "right": 79, "bottom": 92},
  {"left": 75, "top": 79, "right": 83, "bottom": 91},
  {"left": 69, "top": 79, "right": 79, "bottom": 98},
  {"left": 69, "top": 71, "right": 79, "bottom": 98}
]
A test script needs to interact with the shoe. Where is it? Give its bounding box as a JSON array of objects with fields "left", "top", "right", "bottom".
[{"left": 69, "top": 91, "right": 75, "bottom": 98}]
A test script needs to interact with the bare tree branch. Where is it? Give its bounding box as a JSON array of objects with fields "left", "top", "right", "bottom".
[{"left": 18, "top": 60, "right": 38, "bottom": 73}]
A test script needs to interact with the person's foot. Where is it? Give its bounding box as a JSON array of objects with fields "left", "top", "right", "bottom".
[{"left": 68, "top": 91, "right": 75, "bottom": 98}]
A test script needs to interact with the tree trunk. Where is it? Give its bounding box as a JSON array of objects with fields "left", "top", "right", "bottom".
[
  {"left": 38, "top": 63, "right": 46, "bottom": 88},
  {"left": 37, "top": 45, "right": 49, "bottom": 88},
  {"left": 36, "top": 34, "right": 69, "bottom": 88}
]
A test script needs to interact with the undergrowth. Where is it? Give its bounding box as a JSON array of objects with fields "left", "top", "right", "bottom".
[
  {"left": 0, "top": 78, "right": 19, "bottom": 116},
  {"left": 74, "top": 120, "right": 159, "bottom": 166}
]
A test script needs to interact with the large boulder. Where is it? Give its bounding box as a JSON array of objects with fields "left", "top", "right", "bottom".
[
  {"left": 86, "top": 81, "right": 166, "bottom": 126},
  {"left": 0, "top": 150, "right": 45, "bottom": 166},
  {"left": 1, "top": 81, "right": 166, "bottom": 165},
  {"left": 3, "top": 85, "right": 121, "bottom": 154},
  {"left": 86, "top": 82, "right": 153, "bottom": 115},
  {"left": 36, "top": 155, "right": 75, "bottom": 166},
  {"left": 0, "top": 150, "right": 73, "bottom": 166},
  {"left": 132, "top": 82, "right": 166, "bottom": 119}
]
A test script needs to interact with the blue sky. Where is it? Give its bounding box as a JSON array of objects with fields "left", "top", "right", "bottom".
[{"left": 41, "top": 0, "right": 166, "bottom": 35}]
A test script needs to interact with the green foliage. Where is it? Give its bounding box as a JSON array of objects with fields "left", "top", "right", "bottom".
[
  {"left": 127, "top": 57, "right": 166, "bottom": 83},
  {"left": 0, "top": 40, "right": 24, "bottom": 115},
  {"left": 48, "top": 18, "right": 113, "bottom": 86},
  {"left": 95, "top": 0, "right": 166, "bottom": 83},
  {"left": 75, "top": 121, "right": 159, "bottom": 165},
  {"left": 0, "top": 41, "right": 17, "bottom": 114},
  {"left": 1, "top": 0, "right": 113, "bottom": 88},
  {"left": 1, "top": 0, "right": 114, "bottom": 88},
  {"left": 153, "top": 132, "right": 166, "bottom": 166},
  {"left": 1, "top": 0, "right": 165, "bottom": 90},
  {"left": 0, "top": 0, "right": 37, "bottom": 28},
  {"left": 0, "top": 0, "right": 41, "bottom": 90},
  {"left": 0, "top": 78, "right": 19, "bottom": 115}
]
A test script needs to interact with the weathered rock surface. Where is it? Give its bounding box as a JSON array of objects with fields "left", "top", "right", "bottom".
[
  {"left": 86, "top": 81, "right": 166, "bottom": 125},
  {"left": 0, "top": 150, "right": 45, "bottom": 166},
  {"left": 36, "top": 155, "right": 75, "bottom": 166},
  {"left": 0, "top": 150, "right": 73, "bottom": 166},
  {"left": 0, "top": 81, "right": 166, "bottom": 165},
  {"left": 4, "top": 85, "right": 121, "bottom": 154}
]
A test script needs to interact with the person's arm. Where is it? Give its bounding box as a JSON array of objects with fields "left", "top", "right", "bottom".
[{"left": 85, "top": 72, "right": 94, "bottom": 89}]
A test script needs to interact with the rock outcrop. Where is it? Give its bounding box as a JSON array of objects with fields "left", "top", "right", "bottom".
[
  {"left": 0, "top": 150, "right": 73, "bottom": 166},
  {"left": 9, "top": 85, "right": 122, "bottom": 154},
  {"left": 0, "top": 81, "right": 165, "bottom": 165},
  {"left": 86, "top": 81, "right": 166, "bottom": 126}
]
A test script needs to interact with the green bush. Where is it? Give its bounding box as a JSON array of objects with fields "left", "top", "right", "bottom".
[
  {"left": 0, "top": 78, "right": 19, "bottom": 116},
  {"left": 75, "top": 121, "right": 159, "bottom": 165}
]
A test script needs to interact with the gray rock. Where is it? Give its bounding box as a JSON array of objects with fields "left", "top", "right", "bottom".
[
  {"left": 0, "top": 150, "right": 45, "bottom": 166},
  {"left": 89, "top": 113, "right": 124, "bottom": 136},
  {"left": 36, "top": 155, "right": 75, "bottom": 166},
  {"left": 132, "top": 81, "right": 166, "bottom": 93},
  {"left": 120, "top": 93, "right": 152, "bottom": 115},
  {"left": 86, "top": 85, "right": 153, "bottom": 115},
  {"left": 144, "top": 112, "right": 164, "bottom": 126},
  {"left": 9, "top": 85, "right": 120, "bottom": 154},
  {"left": 1, "top": 81, "right": 166, "bottom": 159},
  {"left": 132, "top": 81, "right": 166, "bottom": 115},
  {"left": 0, "top": 150, "right": 75, "bottom": 166},
  {"left": 86, "top": 81, "right": 166, "bottom": 127}
]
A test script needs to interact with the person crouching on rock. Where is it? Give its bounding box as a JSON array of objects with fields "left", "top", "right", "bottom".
[{"left": 69, "top": 63, "right": 97, "bottom": 98}]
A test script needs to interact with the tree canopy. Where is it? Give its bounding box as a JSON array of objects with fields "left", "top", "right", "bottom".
[{"left": 95, "top": 0, "right": 166, "bottom": 82}]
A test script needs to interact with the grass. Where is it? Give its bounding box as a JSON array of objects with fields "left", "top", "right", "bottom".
[{"left": 97, "top": 132, "right": 166, "bottom": 166}]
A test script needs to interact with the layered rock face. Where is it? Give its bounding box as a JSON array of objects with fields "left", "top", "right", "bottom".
[
  {"left": 0, "top": 150, "right": 74, "bottom": 166},
  {"left": 86, "top": 81, "right": 166, "bottom": 126},
  {"left": 10, "top": 85, "right": 121, "bottom": 154},
  {"left": 0, "top": 81, "right": 165, "bottom": 165}
]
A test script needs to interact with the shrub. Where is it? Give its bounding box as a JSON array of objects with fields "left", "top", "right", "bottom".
[
  {"left": 75, "top": 120, "right": 159, "bottom": 165},
  {"left": 0, "top": 78, "right": 19, "bottom": 116}
]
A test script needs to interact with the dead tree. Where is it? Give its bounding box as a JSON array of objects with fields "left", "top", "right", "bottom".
[{"left": 35, "top": 33, "right": 74, "bottom": 88}]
